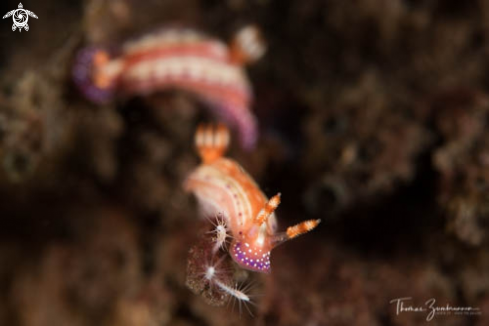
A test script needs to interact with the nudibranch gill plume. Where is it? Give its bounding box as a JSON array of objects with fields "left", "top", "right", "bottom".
[
  {"left": 184, "top": 124, "right": 321, "bottom": 273},
  {"left": 72, "top": 25, "right": 266, "bottom": 149}
]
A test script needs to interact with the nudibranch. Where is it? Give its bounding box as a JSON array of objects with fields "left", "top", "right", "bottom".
[
  {"left": 72, "top": 25, "right": 266, "bottom": 149},
  {"left": 184, "top": 124, "right": 320, "bottom": 273}
]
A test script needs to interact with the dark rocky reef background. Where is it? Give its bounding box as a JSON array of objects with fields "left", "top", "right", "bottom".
[{"left": 0, "top": 0, "right": 488, "bottom": 325}]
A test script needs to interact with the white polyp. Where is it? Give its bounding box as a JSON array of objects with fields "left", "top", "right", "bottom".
[
  {"left": 202, "top": 257, "right": 252, "bottom": 308},
  {"left": 209, "top": 215, "right": 231, "bottom": 253},
  {"left": 205, "top": 266, "right": 216, "bottom": 281},
  {"left": 216, "top": 225, "right": 226, "bottom": 236},
  {"left": 214, "top": 279, "right": 250, "bottom": 302}
]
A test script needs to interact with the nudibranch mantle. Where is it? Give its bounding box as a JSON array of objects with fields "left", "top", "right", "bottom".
[
  {"left": 184, "top": 124, "right": 320, "bottom": 273},
  {"left": 73, "top": 26, "right": 265, "bottom": 149}
]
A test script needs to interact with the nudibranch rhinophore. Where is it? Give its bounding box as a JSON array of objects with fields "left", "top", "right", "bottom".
[
  {"left": 184, "top": 124, "right": 321, "bottom": 273},
  {"left": 72, "top": 25, "right": 266, "bottom": 149}
]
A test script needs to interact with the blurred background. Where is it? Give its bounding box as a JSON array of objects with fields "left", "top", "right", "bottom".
[{"left": 0, "top": 0, "right": 488, "bottom": 325}]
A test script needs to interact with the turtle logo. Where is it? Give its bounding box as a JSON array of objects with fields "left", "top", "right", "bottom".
[{"left": 3, "top": 3, "right": 38, "bottom": 32}]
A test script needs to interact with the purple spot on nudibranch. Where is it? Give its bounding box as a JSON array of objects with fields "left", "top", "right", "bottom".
[
  {"left": 230, "top": 241, "right": 271, "bottom": 273},
  {"left": 72, "top": 46, "right": 115, "bottom": 104}
]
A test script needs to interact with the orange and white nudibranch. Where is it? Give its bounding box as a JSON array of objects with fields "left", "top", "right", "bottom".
[
  {"left": 184, "top": 124, "right": 320, "bottom": 273},
  {"left": 73, "top": 25, "right": 266, "bottom": 149}
]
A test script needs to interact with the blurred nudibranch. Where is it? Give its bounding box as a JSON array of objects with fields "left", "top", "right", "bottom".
[
  {"left": 72, "top": 25, "right": 266, "bottom": 149},
  {"left": 184, "top": 124, "right": 321, "bottom": 273}
]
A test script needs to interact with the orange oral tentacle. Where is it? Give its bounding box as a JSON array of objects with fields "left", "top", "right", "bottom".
[
  {"left": 286, "top": 219, "right": 321, "bottom": 240},
  {"left": 254, "top": 193, "right": 281, "bottom": 226}
]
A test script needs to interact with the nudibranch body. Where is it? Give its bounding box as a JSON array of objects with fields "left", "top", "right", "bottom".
[
  {"left": 73, "top": 26, "right": 266, "bottom": 149},
  {"left": 184, "top": 124, "right": 320, "bottom": 273}
]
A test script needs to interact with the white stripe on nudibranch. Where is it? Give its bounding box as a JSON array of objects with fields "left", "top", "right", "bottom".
[
  {"left": 123, "top": 56, "right": 249, "bottom": 90},
  {"left": 192, "top": 164, "right": 253, "bottom": 229},
  {"left": 123, "top": 29, "right": 229, "bottom": 58}
]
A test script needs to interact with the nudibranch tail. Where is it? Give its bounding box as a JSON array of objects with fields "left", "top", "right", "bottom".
[
  {"left": 271, "top": 219, "right": 321, "bottom": 248},
  {"left": 235, "top": 108, "right": 258, "bottom": 150},
  {"left": 72, "top": 46, "right": 120, "bottom": 104},
  {"left": 210, "top": 103, "right": 258, "bottom": 150},
  {"left": 195, "top": 123, "right": 230, "bottom": 164},
  {"left": 230, "top": 25, "right": 267, "bottom": 65}
]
